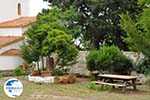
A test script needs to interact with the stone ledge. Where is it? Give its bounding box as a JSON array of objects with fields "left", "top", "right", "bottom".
[{"left": 28, "top": 75, "right": 54, "bottom": 83}]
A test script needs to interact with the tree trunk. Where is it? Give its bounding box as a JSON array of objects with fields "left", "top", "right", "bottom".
[
  {"left": 37, "top": 61, "right": 40, "bottom": 75},
  {"left": 41, "top": 57, "right": 44, "bottom": 70},
  {"left": 46, "top": 56, "right": 54, "bottom": 71}
]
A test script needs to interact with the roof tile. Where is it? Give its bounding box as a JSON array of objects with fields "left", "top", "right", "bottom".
[
  {"left": 0, "top": 36, "right": 23, "bottom": 47},
  {"left": 0, "top": 17, "right": 36, "bottom": 28},
  {"left": 1, "top": 49, "right": 21, "bottom": 56}
]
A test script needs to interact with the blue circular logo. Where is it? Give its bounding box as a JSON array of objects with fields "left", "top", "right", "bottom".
[{"left": 4, "top": 78, "right": 23, "bottom": 98}]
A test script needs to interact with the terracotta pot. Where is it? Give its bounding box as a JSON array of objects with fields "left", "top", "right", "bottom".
[
  {"left": 69, "top": 76, "right": 77, "bottom": 83},
  {"left": 54, "top": 77, "right": 60, "bottom": 84},
  {"left": 41, "top": 71, "right": 51, "bottom": 77},
  {"left": 31, "top": 70, "right": 38, "bottom": 76},
  {"left": 62, "top": 75, "right": 69, "bottom": 84}
]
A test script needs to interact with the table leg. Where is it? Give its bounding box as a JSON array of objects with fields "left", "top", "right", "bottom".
[
  {"left": 132, "top": 79, "right": 137, "bottom": 90},
  {"left": 122, "top": 81, "right": 127, "bottom": 92}
]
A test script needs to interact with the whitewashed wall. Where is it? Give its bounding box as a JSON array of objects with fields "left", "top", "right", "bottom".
[
  {"left": 28, "top": 0, "right": 49, "bottom": 16},
  {"left": 0, "top": 56, "right": 23, "bottom": 70},
  {"left": 0, "top": 0, "right": 49, "bottom": 22},
  {"left": 0, "top": 0, "right": 19, "bottom": 22},
  {"left": 0, "top": 28, "right": 23, "bottom": 36},
  {"left": 0, "top": 40, "right": 23, "bottom": 54}
]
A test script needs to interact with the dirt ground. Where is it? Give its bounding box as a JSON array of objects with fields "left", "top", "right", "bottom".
[{"left": 0, "top": 76, "right": 150, "bottom": 100}]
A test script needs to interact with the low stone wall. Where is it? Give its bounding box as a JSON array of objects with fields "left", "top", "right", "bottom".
[
  {"left": 28, "top": 75, "right": 54, "bottom": 83},
  {"left": 69, "top": 51, "right": 144, "bottom": 75}
]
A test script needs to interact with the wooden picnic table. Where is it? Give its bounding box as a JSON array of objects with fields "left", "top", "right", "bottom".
[{"left": 93, "top": 74, "right": 138, "bottom": 92}]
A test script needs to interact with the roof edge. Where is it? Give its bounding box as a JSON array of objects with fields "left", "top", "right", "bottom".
[{"left": 0, "top": 36, "right": 24, "bottom": 48}]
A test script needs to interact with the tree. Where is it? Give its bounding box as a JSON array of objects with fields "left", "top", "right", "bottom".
[
  {"left": 44, "top": 0, "right": 142, "bottom": 50},
  {"left": 21, "top": 6, "right": 79, "bottom": 70},
  {"left": 120, "top": 1, "right": 150, "bottom": 59}
]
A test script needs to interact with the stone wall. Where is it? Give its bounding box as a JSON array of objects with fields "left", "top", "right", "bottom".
[{"left": 69, "top": 51, "right": 144, "bottom": 75}]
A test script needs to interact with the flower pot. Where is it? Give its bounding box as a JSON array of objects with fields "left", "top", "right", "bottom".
[
  {"left": 69, "top": 76, "right": 76, "bottom": 83},
  {"left": 54, "top": 77, "right": 60, "bottom": 84},
  {"left": 62, "top": 75, "right": 69, "bottom": 84},
  {"left": 41, "top": 71, "right": 51, "bottom": 77},
  {"left": 31, "top": 70, "right": 38, "bottom": 76}
]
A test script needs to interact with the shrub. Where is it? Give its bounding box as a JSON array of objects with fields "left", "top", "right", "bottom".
[
  {"left": 86, "top": 50, "right": 98, "bottom": 71},
  {"left": 86, "top": 45, "right": 133, "bottom": 74},
  {"left": 14, "top": 66, "right": 25, "bottom": 76},
  {"left": 135, "top": 59, "right": 150, "bottom": 75}
]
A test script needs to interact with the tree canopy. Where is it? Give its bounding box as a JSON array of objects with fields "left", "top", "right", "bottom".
[
  {"left": 120, "top": 0, "right": 150, "bottom": 59},
  {"left": 44, "top": 0, "right": 142, "bottom": 50},
  {"left": 21, "top": 6, "right": 79, "bottom": 69}
]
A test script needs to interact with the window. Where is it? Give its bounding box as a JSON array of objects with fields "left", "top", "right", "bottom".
[{"left": 18, "top": 3, "right": 21, "bottom": 16}]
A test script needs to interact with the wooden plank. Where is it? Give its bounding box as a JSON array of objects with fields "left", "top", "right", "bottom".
[
  {"left": 92, "top": 81, "right": 126, "bottom": 87},
  {"left": 98, "top": 74, "right": 137, "bottom": 80}
]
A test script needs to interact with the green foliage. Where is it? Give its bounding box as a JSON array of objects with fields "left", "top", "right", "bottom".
[
  {"left": 86, "top": 45, "right": 132, "bottom": 74},
  {"left": 21, "top": 6, "right": 79, "bottom": 67},
  {"left": 52, "top": 69, "right": 64, "bottom": 76},
  {"left": 45, "top": 0, "right": 142, "bottom": 50},
  {"left": 86, "top": 50, "right": 98, "bottom": 71},
  {"left": 14, "top": 66, "right": 25, "bottom": 76},
  {"left": 134, "top": 59, "right": 150, "bottom": 75},
  {"left": 69, "top": 73, "right": 75, "bottom": 78},
  {"left": 120, "top": 7, "right": 150, "bottom": 59},
  {"left": 145, "top": 75, "right": 150, "bottom": 84},
  {"left": 0, "top": 71, "right": 3, "bottom": 78},
  {"left": 87, "top": 83, "right": 112, "bottom": 91},
  {"left": 43, "top": 29, "right": 78, "bottom": 66}
]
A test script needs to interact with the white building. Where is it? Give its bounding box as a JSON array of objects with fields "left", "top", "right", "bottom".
[{"left": 0, "top": 0, "right": 49, "bottom": 70}]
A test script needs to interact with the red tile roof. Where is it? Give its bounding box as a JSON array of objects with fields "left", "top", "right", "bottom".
[
  {"left": 0, "top": 17, "right": 36, "bottom": 28},
  {"left": 0, "top": 49, "right": 21, "bottom": 56},
  {"left": 0, "top": 36, "right": 24, "bottom": 48}
]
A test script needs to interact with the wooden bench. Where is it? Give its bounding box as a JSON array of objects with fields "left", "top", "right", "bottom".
[{"left": 92, "top": 81, "right": 126, "bottom": 87}]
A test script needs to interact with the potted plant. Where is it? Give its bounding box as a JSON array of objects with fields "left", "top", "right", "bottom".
[
  {"left": 41, "top": 70, "right": 51, "bottom": 77},
  {"left": 69, "top": 73, "right": 76, "bottom": 83},
  {"left": 54, "top": 75, "right": 60, "bottom": 84},
  {"left": 62, "top": 74, "right": 69, "bottom": 84},
  {"left": 31, "top": 68, "right": 38, "bottom": 76}
]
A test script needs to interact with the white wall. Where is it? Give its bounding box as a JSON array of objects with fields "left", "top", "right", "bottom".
[
  {"left": 0, "top": 0, "right": 19, "bottom": 22},
  {"left": 0, "top": 0, "right": 49, "bottom": 22},
  {"left": 0, "top": 28, "right": 23, "bottom": 36},
  {"left": 0, "top": 40, "right": 23, "bottom": 54},
  {"left": 28, "top": 0, "right": 49, "bottom": 16},
  {"left": 0, "top": 56, "right": 23, "bottom": 70}
]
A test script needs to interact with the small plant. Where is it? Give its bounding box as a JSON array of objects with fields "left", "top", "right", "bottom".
[
  {"left": 87, "top": 83, "right": 97, "bottom": 90},
  {"left": 14, "top": 66, "right": 25, "bottom": 76},
  {"left": 69, "top": 73, "right": 74, "bottom": 78},
  {"left": 0, "top": 71, "right": 3, "bottom": 78},
  {"left": 87, "top": 82, "right": 112, "bottom": 91}
]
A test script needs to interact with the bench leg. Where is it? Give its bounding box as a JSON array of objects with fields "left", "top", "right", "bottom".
[
  {"left": 122, "top": 87, "right": 126, "bottom": 92},
  {"left": 132, "top": 80, "right": 137, "bottom": 90}
]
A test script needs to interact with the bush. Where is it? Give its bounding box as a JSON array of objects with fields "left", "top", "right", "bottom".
[
  {"left": 14, "top": 66, "right": 25, "bottom": 76},
  {"left": 135, "top": 59, "right": 150, "bottom": 75},
  {"left": 86, "top": 50, "right": 98, "bottom": 71},
  {"left": 86, "top": 45, "right": 133, "bottom": 74}
]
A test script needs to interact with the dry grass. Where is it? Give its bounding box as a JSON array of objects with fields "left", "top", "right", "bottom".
[{"left": 0, "top": 76, "right": 150, "bottom": 100}]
